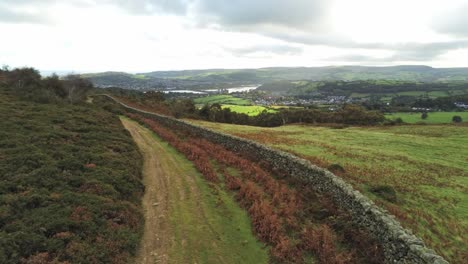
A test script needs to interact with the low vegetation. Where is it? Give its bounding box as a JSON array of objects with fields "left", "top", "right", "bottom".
[
  {"left": 126, "top": 112, "right": 384, "bottom": 263},
  {"left": 260, "top": 79, "right": 468, "bottom": 98},
  {"left": 386, "top": 112, "right": 468, "bottom": 124},
  {"left": 193, "top": 95, "right": 275, "bottom": 116},
  {"left": 0, "top": 84, "right": 144, "bottom": 263},
  {"left": 3, "top": 64, "right": 465, "bottom": 263},
  {"left": 189, "top": 120, "right": 468, "bottom": 263},
  {"left": 111, "top": 90, "right": 385, "bottom": 127},
  {"left": 0, "top": 67, "right": 92, "bottom": 104},
  {"left": 221, "top": 105, "right": 276, "bottom": 116},
  {"left": 194, "top": 94, "right": 251, "bottom": 106},
  {"left": 121, "top": 118, "right": 269, "bottom": 263}
]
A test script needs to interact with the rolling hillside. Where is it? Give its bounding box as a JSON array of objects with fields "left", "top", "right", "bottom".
[{"left": 84, "top": 66, "right": 468, "bottom": 90}]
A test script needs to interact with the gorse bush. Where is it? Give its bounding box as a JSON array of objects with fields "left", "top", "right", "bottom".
[{"left": 0, "top": 88, "right": 144, "bottom": 263}]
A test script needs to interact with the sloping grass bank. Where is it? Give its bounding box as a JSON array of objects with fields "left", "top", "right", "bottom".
[{"left": 190, "top": 120, "right": 468, "bottom": 263}]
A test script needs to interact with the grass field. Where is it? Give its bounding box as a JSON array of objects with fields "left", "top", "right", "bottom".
[
  {"left": 386, "top": 112, "right": 468, "bottom": 123},
  {"left": 194, "top": 95, "right": 278, "bottom": 116},
  {"left": 194, "top": 95, "right": 251, "bottom": 106},
  {"left": 221, "top": 105, "right": 276, "bottom": 116},
  {"left": 350, "top": 90, "right": 468, "bottom": 100},
  {"left": 189, "top": 120, "right": 468, "bottom": 263}
]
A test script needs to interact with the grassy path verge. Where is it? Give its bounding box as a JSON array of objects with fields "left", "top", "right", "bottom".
[{"left": 120, "top": 117, "right": 268, "bottom": 264}]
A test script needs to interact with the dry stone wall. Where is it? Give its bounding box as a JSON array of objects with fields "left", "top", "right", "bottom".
[{"left": 104, "top": 95, "right": 448, "bottom": 264}]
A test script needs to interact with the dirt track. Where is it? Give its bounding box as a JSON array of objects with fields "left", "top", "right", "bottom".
[
  {"left": 121, "top": 117, "right": 269, "bottom": 264},
  {"left": 122, "top": 117, "right": 172, "bottom": 264}
]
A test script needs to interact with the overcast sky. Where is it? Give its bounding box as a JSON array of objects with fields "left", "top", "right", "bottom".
[{"left": 1, "top": 0, "right": 468, "bottom": 73}]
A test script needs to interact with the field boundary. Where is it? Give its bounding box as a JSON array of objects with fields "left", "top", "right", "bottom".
[{"left": 100, "top": 94, "right": 448, "bottom": 264}]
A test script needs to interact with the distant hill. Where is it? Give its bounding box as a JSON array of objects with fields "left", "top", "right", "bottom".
[
  {"left": 144, "top": 65, "right": 468, "bottom": 82},
  {"left": 83, "top": 66, "right": 468, "bottom": 90},
  {"left": 258, "top": 80, "right": 468, "bottom": 99}
]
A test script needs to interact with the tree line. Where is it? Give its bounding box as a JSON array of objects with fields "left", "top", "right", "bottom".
[
  {"left": 294, "top": 80, "right": 468, "bottom": 98},
  {"left": 111, "top": 89, "right": 385, "bottom": 127},
  {"left": 411, "top": 94, "right": 468, "bottom": 111},
  {"left": 198, "top": 103, "right": 384, "bottom": 127},
  {"left": 0, "top": 66, "right": 92, "bottom": 104}
]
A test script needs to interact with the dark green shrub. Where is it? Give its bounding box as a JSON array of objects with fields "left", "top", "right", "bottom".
[
  {"left": 452, "top": 115, "right": 462, "bottom": 123},
  {"left": 370, "top": 185, "right": 398, "bottom": 203},
  {"left": 328, "top": 163, "right": 345, "bottom": 173}
]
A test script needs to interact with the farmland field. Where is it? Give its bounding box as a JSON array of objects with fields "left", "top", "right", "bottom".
[
  {"left": 221, "top": 104, "right": 276, "bottom": 116},
  {"left": 386, "top": 112, "right": 468, "bottom": 123},
  {"left": 194, "top": 95, "right": 278, "bottom": 116},
  {"left": 188, "top": 120, "right": 468, "bottom": 263},
  {"left": 194, "top": 95, "right": 251, "bottom": 106}
]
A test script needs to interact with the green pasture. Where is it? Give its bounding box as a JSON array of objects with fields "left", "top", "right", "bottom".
[
  {"left": 222, "top": 105, "right": 276, "bottom": 116},
  {"left": 386, "top": 112, "right": 468, "bottom": 124},
  {"left": 189, "top": 120, "right": 468, "bottom": 263},
  {"left": 194, "top": 95, "right": 251, "bottom": 106}
]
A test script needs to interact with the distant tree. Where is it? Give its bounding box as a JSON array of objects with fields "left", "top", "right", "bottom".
[
  {"left": 0, "top": 70, "right": 7, "bottom": 85},
  {"left": 7, "top": 67, "right": 42, "bottom": 93},
  {"left": 43, "top": 74, "right": 66, "bottom": 98},
  {"left": 198, "top": 104, "right": 211, "bottom": 120},
  {"left": 144, "top": 91, "right": 165, "bottom": 102},
  {"left": 62, "top": 74, "right": 93, "bottom": 104},
  {"left": 170, "top": 99, "right": 196, "bottom": 118},
  {"left": 208, "top": 103, "right": 223, "bottom": 122},
  {"left": 421, "top": 112, "right": 428, "bottom": 119},
  {"left": 339, "top": 104, "right": 385, "bottom": 125},
  {"left": 452, "top": 115, "right": 462, "bottom": 123}
]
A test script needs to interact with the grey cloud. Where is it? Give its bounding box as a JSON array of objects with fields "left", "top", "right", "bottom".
[
  {"left": 326, "top": 40, "right": 468, "bottom": 63},
  {"left": 433, "top": 4, "right": 468, "bottom": 37},
  {"left": 260, "top": 26, "right": 468, "bottom": 61},
  {"left": 227, "top": 44, "right": 303, "bottom": 57},
  {"left": 0, "top": 0, "right": 190, "bottom": 23},
  {"left": 107, "top": 0, "right": 330, "bottom": 29},
  {"left": 389, "top": 41, "right": 468, "bottom": 61},
  {"left": 0, "top": 6, "right": 50, "bottom": 24},
  {"left": 325, "top": 55, "right": 380, "bottom": 62},
  {"left": 193, "top": 0, "right": 329, "bottom": 30},
  {"left": 0, "top": 0, "right": 91, "bottom": 24},
  {"left": 262, "top": 30, "right": 351, "bottom": 47},
  {"left": 100, "top": 0, "right": 468, "bottom": 63},
  {"left": 104, "top": 0, "right": 191, "bottom": 15}
]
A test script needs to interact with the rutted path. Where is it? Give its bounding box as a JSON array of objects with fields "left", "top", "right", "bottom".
[
  {"left": 120, "top": 117, "right": 268, "bottom": 264},
  {"left": 122, "top": 117, "right": 171, "bottom": 264}
]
